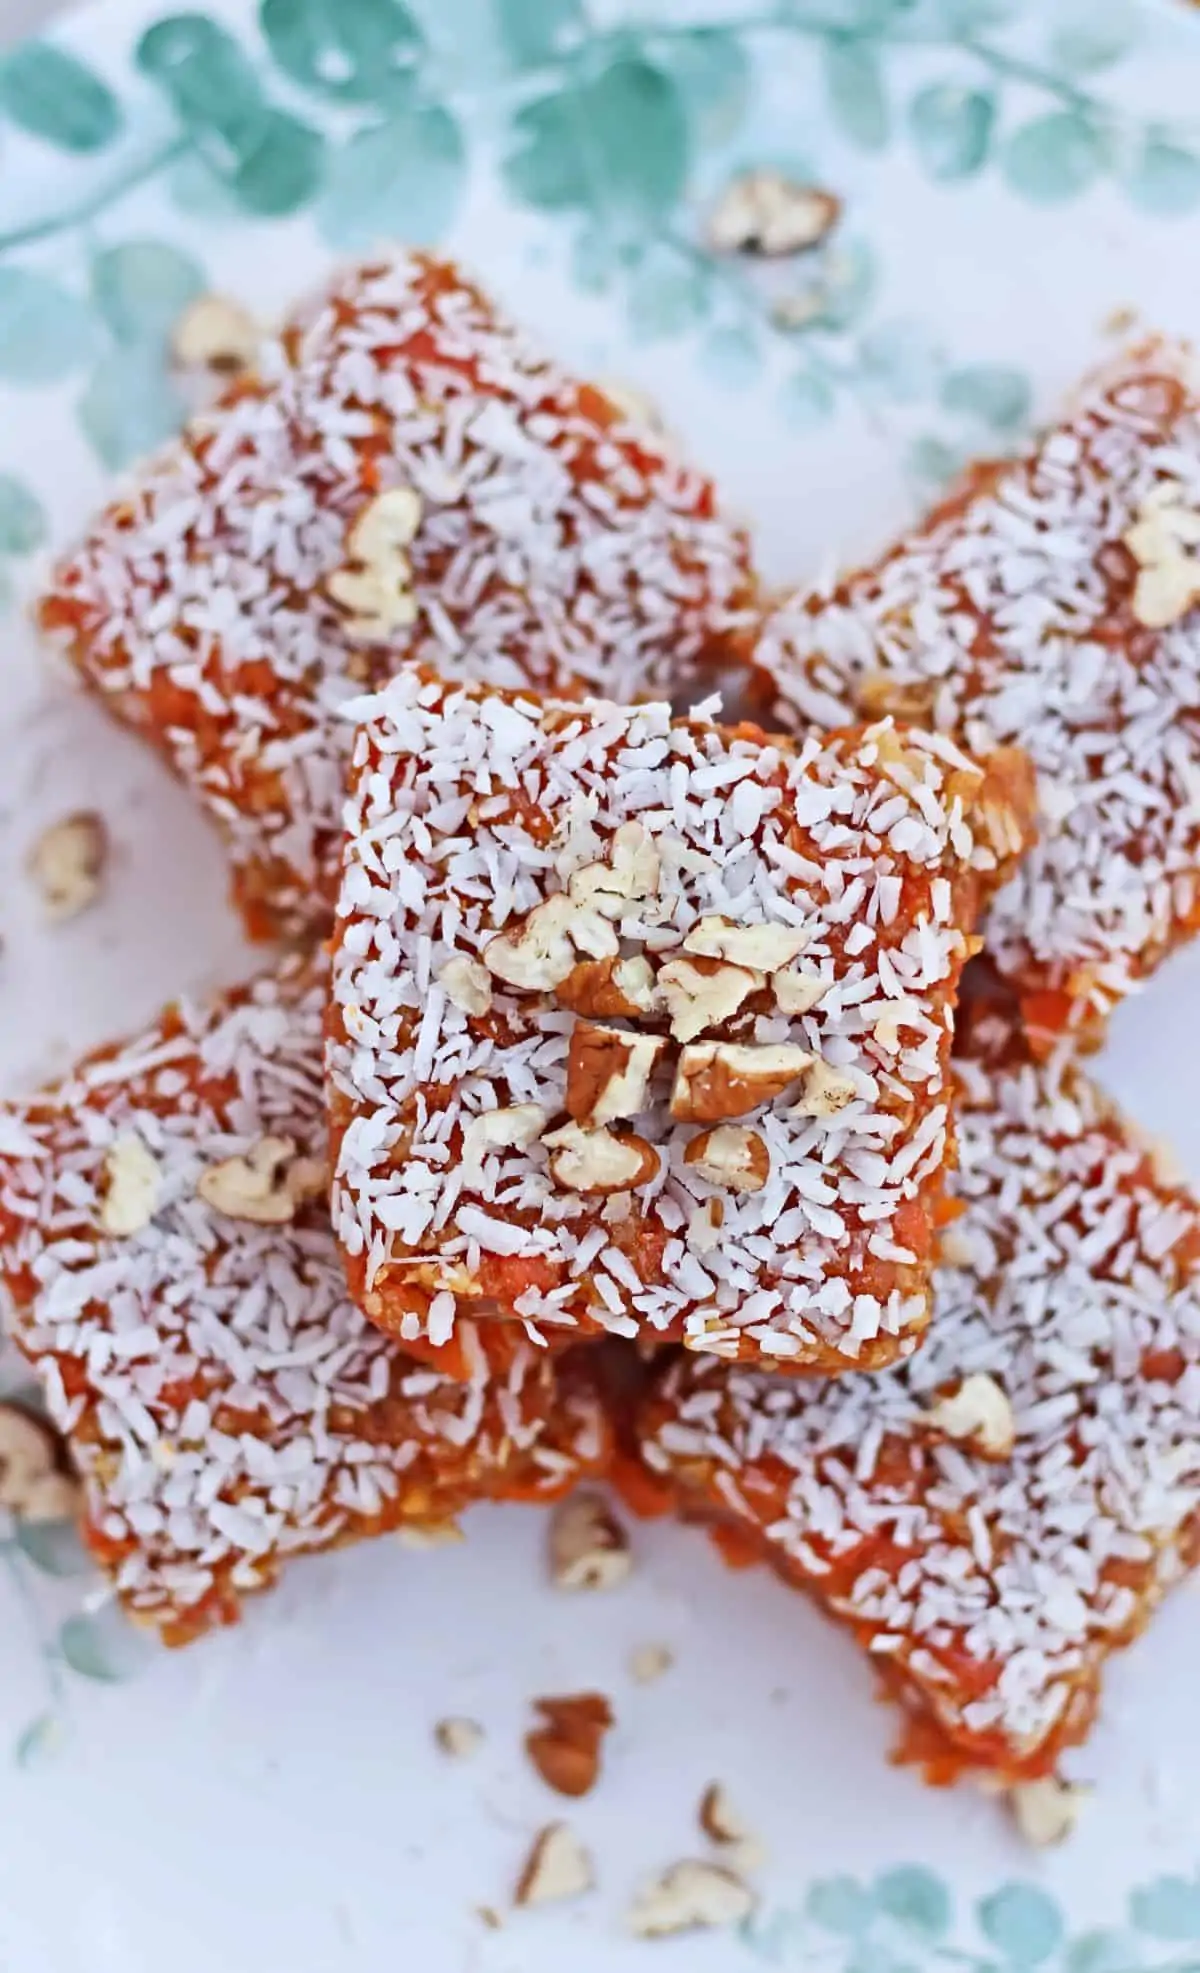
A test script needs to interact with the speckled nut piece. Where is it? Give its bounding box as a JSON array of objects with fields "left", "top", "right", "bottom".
[
  {"left": 326, "top": 668, "right": 1035, "bottom": 1375},
  {"left": 752, "top": 338, "right": 1200, "bottom": 1056},
  {"left": 637, "top": 1037, "right": 1200, "bottom": 1791},
  {"left": 38, "top": 250, "right": 755, "bottom": 943},
  {"left": 0, "top": 955, "right": 607, "bottom": 1647}
]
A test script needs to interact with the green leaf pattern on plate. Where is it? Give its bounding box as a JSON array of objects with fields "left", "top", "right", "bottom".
[
  {"left": 0, "top": 43, "right": 123, "bottom": 154},
  {"left": 0, "top": 0, "right": 1190, "bottom": 497},
  {"left": 743, "top": 1868, "right": 1200, "bottom": 1970}
]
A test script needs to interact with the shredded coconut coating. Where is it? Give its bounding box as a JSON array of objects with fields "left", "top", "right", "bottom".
[
  {"left": 637, "top": 1041, "right": 1200, "bottom": 1783},
  {"left": 326, "top": 668, "right": 1034, "bottom": 1375},
  {"left": 752, "top": 339, "right": 1200, "bottom": 1053},
  {"left": 37, "top": 250, "right": 755, "bottom": 941},
  {"left": 0, "top": 958, "right": 607, "bottom": 1647}
]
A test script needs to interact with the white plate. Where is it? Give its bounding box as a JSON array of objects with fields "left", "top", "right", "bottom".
[{"left": 5, "top": 0, "right": 1200, "bottom": 1966}]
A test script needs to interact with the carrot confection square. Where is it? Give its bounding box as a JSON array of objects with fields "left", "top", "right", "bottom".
[
  {"left": 0, "top": 957, "right": 607, "bottom": 1647},
  {"left": 752, "top": 339, "right": 1200, "bottom": 1054},
  {"left": 326, "top": 668, "right": 1035, "bottom": 1376},
  {"left": 636, "top": 1037, "right": 1200, "bottom": 1814},
  {"left": 38, "top": 250, "right": 755, "bottom": 941}
]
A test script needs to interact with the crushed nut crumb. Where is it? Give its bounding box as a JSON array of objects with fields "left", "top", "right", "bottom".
[
  {"left": 98, "top": 1131, "right": 162, "bottom": 1236},
  {"left": 790, "top": 1058, "right": 858, "bottom": 1119},
  {"left": 658, "top": 956, "right": 762, "bottom": 1044},
  {"left": 462, "top": 1104, "right": 548, "bottom": 1166},
  {"left": 927, "top": 1371, "right": 1017, "bottom": 1460},
  {"left": 1124, "top": 482, "right": 1200, "bottom": 628},
  {"left": 438, "top": 954, "right": 493, "bottom": 1017},
  {"left": 565, "top": 1023, "right": 667, "bottom": 1127},
  {"left": 327, "top": 485, "right": 423, "bottom": 642},
  {"left": 671, "top": 1041, "right": 814, "bottom": 1123},
  {"left": 684, "top": 1124, "right": 770, "bottom": 1194},
  {"left": 196, "top": 1135, "right": 317, "bottom": 1225},
  {"left": 544, "top": 1122, "right": 659, "bottom": 1194}
]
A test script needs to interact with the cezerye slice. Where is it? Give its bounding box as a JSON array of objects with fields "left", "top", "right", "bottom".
[
  {"left": 326, "top": 668, "right": 1035, "bottom": 1377},
  {"left": 633, "top": 1029, "right": 1200, "bottom": 1818},
  {"left": 752, "top": 338, "right": 1200, "bottom": 1056},
  {"left": 0, "top": 955, "right": 608, "bottom": 1646},
  {"left": 38, "top": 249, "right": 755, "bottom": 941}
]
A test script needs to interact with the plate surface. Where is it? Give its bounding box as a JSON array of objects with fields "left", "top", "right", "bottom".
[{"left": 4, "top": 1, "right": 1200, "bottom": 1967}]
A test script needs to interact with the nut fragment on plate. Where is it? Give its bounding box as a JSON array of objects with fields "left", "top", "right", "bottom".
[
  {"left": 1123, "top": 481, "right": 1200, "bottom": 628},
  {"left": 170, "top": 293, "right": 260, "bottom": 375},
  {"left": 698, "top": 1783, "right": 767, "bottom": 1873},
  {"left": 927, "top": 1371, "right": 1016, "bottom": 1460},
  {"left": 0, "top": 1403, "right": 81, "bottom": 1524},
  {"left": 525, "top": 1692, "right": 614, "bottom": 1798},
  {"left": 549, "top": 1489, "right": 632, "bottom": 1591},
  {"left": 434, "top": 1716, "right": 484, "bottom": 1759},
  {"left": 565, "top": 1023, "right": 667, "bottom": 1127},
  {"left": 671, "top": 1042, "right": 814, "bottom": 1123},
  {"left": 98, "top": 1131, "right": 162, "bottom": 1236},
  {"left": 629, "top": 1642, "right": 674, "bottom": 1685},
  {"left": 1010, "top": 1777, "right": 1088, "bottom": 1847},
  {"left": 707, "top": 168, "right": 841, "bottom": 257},
  {"left": 544, "top": 1122, "right": 659, "bottom": 1194},
  {"left": 395, "top": 1520, "right": 464, "bottom": 1550},
  {"left": 28, "top": 811, "right": 108, "bottom": 921},
  {"left": 684, "top": 1125, "right": 770, "bottom": 1194},
  {"left": 627, "top": 1859, "right": 757, "bottom": 1938},
  {"left": 197, "top": 1135, "right": 322, "bottom": 1225},
  {"left": 658, "top": 956, "right": 762, "bottom": 1043},
  {"left": 514, "top": 1823, "right": 595, "bottom": 1908},
  {"left": 326, "top": 485, "right": 424, "bottom": 642},
  {"left": 438, "top": 955, "right": 493, "bottom": 1017}
]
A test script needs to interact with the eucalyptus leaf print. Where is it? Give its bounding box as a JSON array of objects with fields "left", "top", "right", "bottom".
[
  {"left": 259, "top": 0, "right": 423, "bottom": 106},
  {"left": 495, "top": 0, "right": 583, "bottom": 70},
  {"left": 90, "top": 241, "right": 206, "bottom": 348},
  {"left": 504, "top": 58, "right": 689, "bottom": 225},
  {"left": 978, "top": 1883, "right": 1066, "bottom": 1964},
  {"left": 0, "top": 475, "right": 46, "bottom": 556},
  {"left": 78, "top": 347, "right": 185, "bottom": 470},
  {"left": 57, "top": 1607, "right": 147, "bottom": 1684},
  {"left": 908, "top": 81, "right": 996, "bottom": 180},
  {"left": 137, "top": 16, "right": 325, "bottom": 217},
  {"left": 318, "top": 101, "right": 465, "bottom": 248},
  {"left": 1002, "top": 110, "right": 1108, "bottom": 202},
  {"left": 823, "top": 35, "right": 890, "bottom": 152},
  {"left": 0, "top": 44, "right": 122, "bottom": 155},
  {"left": 1126, "top": 136, "right": 1200, "bottom": 215},
  {"left": 0, "top": 270, "right": 94, "bottom": 385}
]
